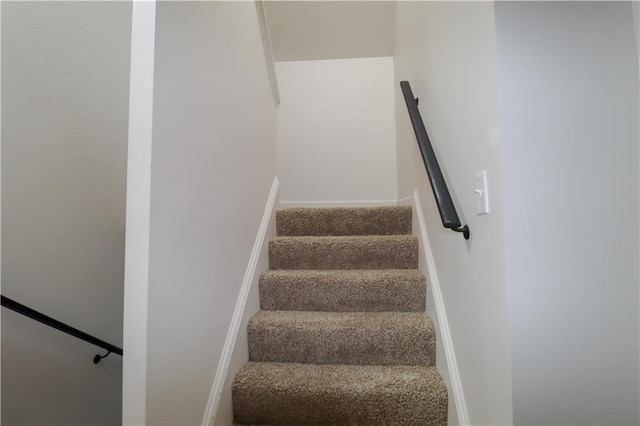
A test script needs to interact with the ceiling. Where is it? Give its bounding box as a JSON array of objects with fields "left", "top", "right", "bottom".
[{"left": 264, "top": 1, "right": 396, "bottom": 62}]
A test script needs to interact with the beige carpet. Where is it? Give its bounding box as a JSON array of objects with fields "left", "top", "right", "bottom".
[{"left": 232, "top": 206, "right": 448, "bottom": 425}]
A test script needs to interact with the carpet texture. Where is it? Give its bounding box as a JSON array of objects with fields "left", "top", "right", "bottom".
[
  {"left": 232, "top": 206, "right": 448, "bottom": 425},
  {"left": 233, "top": 363, "right": 447, "bottom": 426},
  {"left": 269, "top": 236, "right": 419, "bottom": 270},
  {"left": 276, "top": 206, "right": 412, "bottom": 236},
  {"left": 248, "top": 311, "right": 435, "bottom": 366},
  {"left": 259, "top": 269, "right": 426, "bottom": 312}
]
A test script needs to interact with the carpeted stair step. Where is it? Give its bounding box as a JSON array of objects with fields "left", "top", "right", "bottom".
[
  {"left": 276, "top": 206, "right": 412, "bottom": 236},
  {"left": 232, "top": 362, "right": 448, "bottom": 426},
  {"left": 259, "top": 269, "right": 426, "bottom": 312},
  {"left": 247, "top": 310, "right": 435, "bottom": 366},
  {"left": 269, "top": 235, "right": 418, "bottom": 270}
]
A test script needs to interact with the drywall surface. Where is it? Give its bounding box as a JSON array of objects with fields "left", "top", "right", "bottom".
[
  {"left": 145, "top": 2, "right": 277, "bottom": 424},
  {"left": 265, "top": 1, "right": 394, "bottom": 62},
  {"left": 394, "top": 2, "right": 512, "bottom": 424},
  {"left": 495, "top": 2, "right": 639, "bottom": 425},
  {"left": 121, "top": 1, "right": 156, "bottom": 425},
  {"left": 276, "top": 57, "right": 397, "bottom": 204},
  {"left": 1, "top": 2, "right": 131, "bottom": 424},
  {"left": 633, "top": 8, "right": 640, "bottom": 424},
  {"left": 212, "top": 185, "right": 277, "bottom": 425},
  {"left": 0, "top": 3, "right": 3, "bottom": 415},
  {"left": 634, "top": 2, "right": 640, "bottom": 51},
  {"left": 255, "top": 0, "right": 280, "bottom": 105}
]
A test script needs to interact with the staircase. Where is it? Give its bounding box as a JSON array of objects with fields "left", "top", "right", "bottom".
[{"left": 232, "top": 206, "right": 448, "bottom": 425}]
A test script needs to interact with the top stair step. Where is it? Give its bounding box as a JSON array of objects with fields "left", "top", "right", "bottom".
[{"left": 276, "top": 206, "right": 412, "bottom": 236}]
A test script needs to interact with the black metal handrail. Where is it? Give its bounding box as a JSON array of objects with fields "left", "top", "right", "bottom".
[
  {"left": 400, "top": 81, "right": 470, "bottom": 240},
  {"left": 1, "top": 294, "right": 123, "bottom": 363}
]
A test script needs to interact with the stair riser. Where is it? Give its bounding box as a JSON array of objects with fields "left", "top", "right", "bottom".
[
  {"left": 269, "top": 237, "right": 419, "bottom": 270},
  {"left": 276, "top": 206, "right": 412, "bottom": 236},
  {"left": 259, "top": 277, "right": 426, "bottom": 312},
  {"left": 248, "top": 324, "right": 435, "bottom": 366}
]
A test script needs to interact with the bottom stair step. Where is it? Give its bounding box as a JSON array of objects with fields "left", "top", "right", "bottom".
[{"left": 232, "top": 362, "right": 448, "bottom": 426}]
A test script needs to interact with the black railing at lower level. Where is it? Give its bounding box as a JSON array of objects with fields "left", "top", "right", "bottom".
[
  {"left": 400, "top": 81, "right": 470, "bottom": 240},
  {"left": 1, "top": 295, "right": 123, "bottom": 364}
]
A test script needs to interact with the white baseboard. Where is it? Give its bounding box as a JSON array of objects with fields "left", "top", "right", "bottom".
[
  {"left": 413, "top": 189, "right": 470, "bottom": 426},
  {"left": 396, "top": 195, "right": 414, "bottom": 206},
  {"left": 202, "top": 177, "right": 279, "bottom": 426},
  {"left": 279, "top": 198, "right": 404, "bottom": 208}
]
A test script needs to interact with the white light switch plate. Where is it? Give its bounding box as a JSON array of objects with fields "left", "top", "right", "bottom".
[{"left": 474, "top": 170, "right": 490, "bottom": 215}]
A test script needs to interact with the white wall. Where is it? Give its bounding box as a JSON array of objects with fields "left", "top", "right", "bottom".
[
  {"left": 1, "top": 2, "right": 131, "bottom": 424},
  {"left": 139, "top": 2, "right": 277, "bottom": 424},
  {"left": 495, "top": 2, "right": 639, "bottom": 425},
  {"left": 276, "top": 57, "right": 397, "bottom": 205},
  {"left": 122, "top": 1, "right": 156, "bottom": 425},
  {"left": 212, "top": 183, "right": 277, "bottom": 426},
  {"left": 394, "top": 2, "right": 512, "bottom": 424}
]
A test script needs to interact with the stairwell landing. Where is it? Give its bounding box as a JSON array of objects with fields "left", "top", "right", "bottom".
[{"left": 232, "top": 206, "right": 448, "bottom": 425}]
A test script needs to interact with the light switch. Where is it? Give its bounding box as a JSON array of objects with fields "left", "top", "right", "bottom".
[{"left": 474, "top": 170, "right": 490, "bottom": 215}]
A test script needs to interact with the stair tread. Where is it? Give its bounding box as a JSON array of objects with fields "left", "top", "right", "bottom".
[
  {"left": 233, "top": 362, "right": 448, "bottom": 426},
  {"left": 269, "top": 235, "right": 418, "bottom": 270},
  {"left": 271, "top": 235, "right": 416, "bottom": 241},
  {"left": 248, "top": 311, "right": 435, "bottom": 366},
  {"left": 234, "top": 361, "right": 445, "bottom": 391},
  {"left": 260, "top": 269, "right": 426, "bottom": 312},
  {"left": 261, "top": 268, "right": 425, "bottom": 279},
  {"left": 276, "top": 206, "right": 412, "bottom": 236},
  {"left": 249, "top": 310, "right": 432, "bottom": 329}
]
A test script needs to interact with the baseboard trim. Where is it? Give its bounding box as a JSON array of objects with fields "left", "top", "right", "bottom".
[
  {"left": 202, "top": 177, "right": 279, "bottom": 426},
  {"left": 396, "top": 195, "right": 414, "bottom": 206},
  {"left": 413, "top": 190, "right": 470, "bottom": 425},
  {"left": 279, "top": 199, "right": 403, "bottom": 208}
]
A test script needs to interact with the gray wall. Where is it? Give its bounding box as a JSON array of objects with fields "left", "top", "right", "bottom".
[
  {"left": 1, "top": 2, "right": 131, "bottom": 424},
  {"left": 495, "top": 2, "right": 639, "bottom": 424}
]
